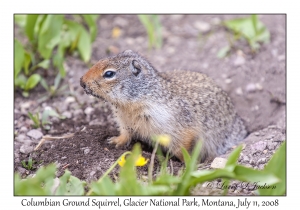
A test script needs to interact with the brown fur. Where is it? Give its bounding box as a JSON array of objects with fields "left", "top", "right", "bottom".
[{"left": 80, "top": 50, "right": 247, "bottom": 162}]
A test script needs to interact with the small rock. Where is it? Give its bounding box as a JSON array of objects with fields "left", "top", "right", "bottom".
[
  {"left": 278, "top": 55, "right": 285, "bottom": 61},
  {"left": 62, "top": 111, "right": 72, "bottom": 119},
  {"left": 233, "top": 55, "right": 245, "bottom": 66},
  {"left": 15, "top": 134, "right": 27, "bottom": 142},
  {"left": 89, "top": 119, "right": 103, "bottom": 126},
  {"left": 114, "top": 16, "right": 128, "bottom": 27},
  {"left": 246, "top": 83, "right": 257, "bottom": 93},
  {"left": 225, "top": 78, "right": 232, "bottom": 84},
  {"left": 193, "top": 21, "right": 211, "bottom": 33},
  {"left": 254, "top": 132, "right": 260, "bottom": 136},
  {"left": 20, "top": 145, "right": 34, "bottom": 154},
  {"left": 211, "top": 17, "right": 221, "bottom": 25},
  {"left": 61, "top": 156, "right": 67, "bottom": 160},
  {"left": 84, "top": 148, "right": 90, "bottom": 155},
  {"left": 65, "top": 96, "right": 76, "bottom": 104},
  {"left": 17, "top": 167, "right": 27, "bottom": 175},
  {"left": 263, "top": 150, "right": 268, "bottom": 154},
  {"left": 267, "top": 142, "right": 277, "bottom": 150},
  {"left": 251, "top": 141, "right": 267, "bottom": 152},
  {"left": 235, "top": 87, "right": 243, "bottom": 96},
  {"left": 74, "top": 109, "right": 84, "bottom": 117},
  {"left": 170, "top": 15, "right": 184, "bottom": 20},
  {"left": 257, "top": 158, "right": 266, "bottom": 165},
  {"left": 90, "top": 171, "right": 96, "bottom": 176},
  {"left": 20, "top": 101, "right": 32, "bottom": 113},
  {"left": 84, "top": 107, "right": 94, "bottom": 116},
  {"left": 211, "top": 157, "right": 227, "bottom": 169},
  {"left": 20, "top": 126, "right": 28, "bottom": 133},
  {"left": 243, "top": 155, "right": 250, "bottom": 163},
  {"left": 255, "top": 83, "right": 263, "bottom": 91},
  {"left": 249, "top": 159, "right": 255, "bottom": 165},
  {"left": 27, "top": 129, "right": 43, "bottom": 140}
]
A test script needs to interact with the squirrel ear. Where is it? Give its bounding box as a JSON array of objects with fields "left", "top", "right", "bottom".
[{"left": 131, "top": 60, "right": 141, "bottom": 76}]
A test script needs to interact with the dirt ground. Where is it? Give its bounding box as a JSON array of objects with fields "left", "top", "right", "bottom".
[{"left": 14, "top": 14, "right": 286, "bottom": 195}]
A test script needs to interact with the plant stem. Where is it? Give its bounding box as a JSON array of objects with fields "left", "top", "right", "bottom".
[{"left": 148, "top": 140, "right": 159, "bottom": 183}]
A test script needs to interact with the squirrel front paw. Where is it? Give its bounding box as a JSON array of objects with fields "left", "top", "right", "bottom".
[{"left": 107, "top": 135, "right": 130, "bottom": 148}]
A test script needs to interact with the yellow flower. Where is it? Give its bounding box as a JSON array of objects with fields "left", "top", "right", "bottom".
[
  {"left": 118, "top": 154, "right": 148, "bottom": 167},
  {"left": 135, "top": 155, "right": 148, "bottom": 166},
  {"left": 155, "top": 134, "right": 171, "bottom": 147},
  {"left": 118, "top": 155, "right": 127, "bottom": 167}
]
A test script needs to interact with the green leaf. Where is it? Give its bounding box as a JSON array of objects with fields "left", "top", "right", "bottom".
[
  {"left": 28, "top": 112, "right": 40, "bottom": 128},
  {"left": 82, "top": 14, "right": 99, "bottom": 42},
  {"left": 226, "top": 145, "right": 242, "bottom": 166},
  {"left": 172, "top": 141, "right": 202, "bottom": 195},
  {"left": 55, "top": 170, "right": 85, "bottom": 195},
  {"left": 38, "top": 15, "right": 64, "bottom": 59},
  {"left": 40, "top": 77, "right": 49, "bottom": 91},
  {"left": 118, "top": 144, "right": 144, "bottom": 195},
  {"left": 14, "top": 39, "right": 25, "bottom": 78},
  {"left": 37, "top": 59, "right": 50, "bottom": 69},
  {"left": 217, "top": 46, "right": 230, "bottom": 58},
  {"left": 15, "top": 74, "right": 27, "bottom": 89},
  {"left": 259, "top": 141, "right": 286, "bottom": 195},
  {"left": 53, "top": 74, "right": 61, "bottom": 90},
  {"left": 14, "top": 15, "right": 27, "bottom": 27},
  {"left": 138, "top": 15, "right": 162, "bottom": 49},
  {"left": 24, "top": 74, "right": 41, "bottom": 91},
  {"left": 90, "top": 176, "right": 116, "bottom": 195},
  {"left": 15, "top": 164, "right": 56, "bottom": 195},
  {"left": 25, "top": 15, "right": 39, "bottom": 42},
  {"left": 224, "top": 15, "right": 270, "bottom": 51},
  {"left": 77, "top": 26, "right": 92, "bottom": 62},
  {"left": 23, "top": 52, "right": 32, "bottom": 76},
  {"left": 234, "top": 165, "right": 279, "bottom": 185}
]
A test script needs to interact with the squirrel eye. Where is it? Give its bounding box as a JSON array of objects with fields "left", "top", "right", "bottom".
[{"left": 103, "top": 71, "right": 116, "bottom": 78}]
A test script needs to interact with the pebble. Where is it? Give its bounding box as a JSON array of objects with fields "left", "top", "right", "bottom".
[
  {"left": 254, "top": 132, "right": 260, "bottom": 136},
  {"left": 251, "top": 141, "right": 267, "bottom": 152},
  {"left": 20, "top": 126, "right": 28, "bottom": 133},
  {"left": 246, "top": 83, "right": 257, "bottom": 93},
  {"left": 235, "top": 87, "right": 243, "bottom": 96},
  {"left": 243, "top": 155, "right": 250, "bottom": 163},
  {"left": 84, "top": 148, "right": 90, "bottom": 155},
  {"left": 225, "top": 78, "right": 232, "bottom": 84},
  {"left": 193, "top": 21, "right": 211, "bottom": 33},
  {"left": 27, "top": 129, "right": 43, "bottom": 140},
  {"left": 62, "top": 111, "right": 72, "bottom": 119},
  {"left": 211, "top": 157, "right": 227, "bottom": 169},
  {"left": 114, "top": 16, "right": 128, "bottom": 27},
  {"left": 84, "top": 107, "right": 94, "bottom": 116},
  {"left": 89, "top": 119, "right": 103, "bottom": 126},
  {"left": 15, "top": 134, "right": 27, "bottom": 142},
  {"left": 267, "top": 142, "right": 277, "bottom": 150},
  {"left": 233, "top": 55, "right": 245, "bottom": 66},
  {"left": 74, "top": 109, "right": 84, "bottom": 117},
  {"left": 90, "top": 171, "right": 96, "bottom": 176},
  {"left": 65, "top": 96, "right": 76, "bottom": 104},
  {"left": 257, "top": 158, "right": 266, "bottom": 165},
  {"left": 61, "top": 156, "right": 67, "bottom": 160},
  {"left": 20, "top": 145, "right": 34, "bottom": 154},
  {"left": 17, "top": 167, "right": 27, "bottom": 175}
]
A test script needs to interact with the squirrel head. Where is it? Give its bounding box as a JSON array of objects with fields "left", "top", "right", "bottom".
[{"left": 80, "top": 50, "right": 158, "bottom": 105}]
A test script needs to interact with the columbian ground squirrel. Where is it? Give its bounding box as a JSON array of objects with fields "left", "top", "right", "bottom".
[{"left": 80, "top": 50, "right": 247, "bottom": 162}]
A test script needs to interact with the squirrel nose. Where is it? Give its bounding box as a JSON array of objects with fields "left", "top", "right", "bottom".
[{"left": 80, "top": 77, "right": 86, "bottom": 89}]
